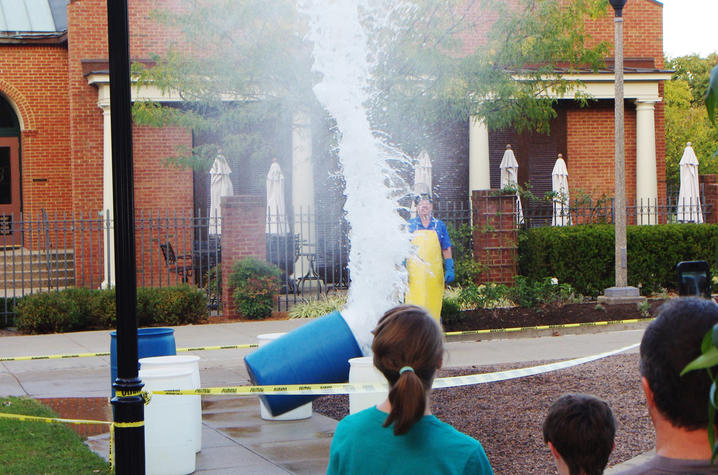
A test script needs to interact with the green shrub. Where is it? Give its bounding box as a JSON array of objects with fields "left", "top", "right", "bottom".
[
  {"left": 15, "top": 291, "right": 87, "bottom": 334},
  {"left": 15, "top": 286, "right": 208, "bottom": 334},
  {"left": 90, "top": 288, "right": 116, "bottom": 328},
  {"left": 288, "top": 295, "right": 347, "bottom": 319},
  {"left": 509, "top": 276, "right": 581, "bottom": 308},
  {"left": 446, "top": 223, "right": 484, "bottom": 286},
  {"left": 457, "top": 282, "right": 512, "bottom": 310},
  {"left": 229, "top": 257, "right": 281, "bottom": 319},
  {"left": 153, "top": 285, "right": 208, "bottom": 326},
  {"left": 440, "top": 294, "right": 463, "bottom": 325},
  {"left": 519, "top": 224, "right": 718, "bottom": 297},
  {"left": 0, "top": 298, "right": 17, "bottom": 328}
]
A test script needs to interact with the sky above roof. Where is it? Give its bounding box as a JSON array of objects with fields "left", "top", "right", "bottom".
[{"left": 662, "top": 0, "right": 717, "bottom": 58}]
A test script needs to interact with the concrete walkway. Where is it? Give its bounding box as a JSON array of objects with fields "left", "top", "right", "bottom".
[{"left": 0, "top": 319, "right": 652, "bottom": 473}]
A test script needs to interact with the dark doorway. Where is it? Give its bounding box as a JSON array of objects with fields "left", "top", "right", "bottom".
[{"left": 0, "top": 95, "right": 21, "bottom": 243}]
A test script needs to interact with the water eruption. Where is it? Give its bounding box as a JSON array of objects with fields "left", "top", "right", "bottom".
[{"left": 245, "top": 0, "right": 424, "bottom": 416}]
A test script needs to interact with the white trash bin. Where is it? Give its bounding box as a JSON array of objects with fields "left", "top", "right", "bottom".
[
  {"left": 348, "top": 356, "right": 388, "bottom": 414},
  {"left": 140, "top": 367, "right": 196, "bottom": 475},
  {"left": 140, "top": 355, "right": 202, "bottom": 452},
  {"left": 257, "top": 333, "right": 312, "bottom": 420}
]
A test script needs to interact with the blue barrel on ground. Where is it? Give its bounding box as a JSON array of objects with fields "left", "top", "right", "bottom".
[
  {"left": 244, "top": 310, "right": 362, "bottom": 417},
  {"left": 110, "top": 327, "right": 176, "bottom": 396}
]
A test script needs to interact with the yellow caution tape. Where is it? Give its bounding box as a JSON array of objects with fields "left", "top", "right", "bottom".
[
  {"left": 152, "top": 343, "right": 639, "bottom": 396},
  {"left": 0, "top": 343, "right": 258, "bottom": 362},
  {"left": 0, "top": 411, "right": 112, "bottom": 426},
  {"left": 444, "top": 317, "right": 653, "bottom": 337},
  {"left": 0, "top": 318, "right": 650, "bottom": 362},
  {"left": 0, "top": 351, "right": 111, "bottom": 362},
  {"left": 177, "top": 344, "right": 258, "bottom": 352}
]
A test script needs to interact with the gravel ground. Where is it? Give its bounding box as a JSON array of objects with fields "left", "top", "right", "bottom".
[{"left": 313, "top": 353, "right": 654, "bottom": 474}]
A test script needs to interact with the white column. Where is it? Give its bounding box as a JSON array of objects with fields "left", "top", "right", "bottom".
[
  {"left": 635, "top": 100, "right": 658, "bottom": 225},
  {"left": 100, "top": 104, "right": 116, "bottom": 287},
  {"left": 291, "top": 111, "right": 314, "bottom": 279},
  {"left": 469, "top": 116, "right": 491, "bottom": 195}
]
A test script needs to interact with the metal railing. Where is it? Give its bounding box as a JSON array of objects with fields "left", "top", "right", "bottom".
[
  {"left": 0, "top": 195, "right": 708, "bottom": 325},
  {"left": 521, "top": 193, "right": 710, "bottom": 228}
]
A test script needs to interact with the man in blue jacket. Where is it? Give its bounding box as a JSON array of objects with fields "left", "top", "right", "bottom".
[{"left": 408, "top": 193, "right": 454, "bottom": 284}]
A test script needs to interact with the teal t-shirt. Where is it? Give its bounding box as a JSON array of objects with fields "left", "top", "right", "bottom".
[{"left": 327, "top": 406, "right": 493, "bottom": 475}]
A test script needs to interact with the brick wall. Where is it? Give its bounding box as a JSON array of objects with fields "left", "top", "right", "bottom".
[
  {"left": 700, "top": 175, "right": 718, "bottom": 224},
  {"left": 459, "top": 0, "right": 663, "bottom": 67},
  {"left": 472, "top": 190, "right": 518, "bottom": 286},
  {"left": 220, "top": 195, "right": 266, "bottom": 319},
  {"left": 0, "top": 45, "right": 71, "bottom": 221},
  {"left": 65, "top": 0, "right": 194, "bottom": 285}
]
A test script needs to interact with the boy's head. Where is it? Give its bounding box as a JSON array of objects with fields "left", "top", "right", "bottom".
[{"left": 543, "top": 393, "right": 615, "bottom": 475}]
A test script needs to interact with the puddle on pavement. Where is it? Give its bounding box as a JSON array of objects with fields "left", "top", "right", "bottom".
[
  {"left": 202, "top": 396, "right": 255, "bottom": 411},
  {"left": 37, "top": 397, "right": 112, "bottom": 438},
  {"left": 223, "top": 426, "right": 261, "bottom": 437}
]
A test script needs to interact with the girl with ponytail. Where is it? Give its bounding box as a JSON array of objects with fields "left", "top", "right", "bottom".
[{"left": 327, "top": 305, "right": 493, "bottom": 474}]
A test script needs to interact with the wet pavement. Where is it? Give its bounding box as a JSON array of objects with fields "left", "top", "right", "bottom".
[{"left": 0, "top": 318, "right": 652, "bottom": 473}]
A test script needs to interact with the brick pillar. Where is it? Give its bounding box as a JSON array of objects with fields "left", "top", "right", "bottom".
[
  {"left": 472, "top": 190, "right": 518, "bottom": 286},
  {"left": 221, "top": 195, "right": 266, "bottom": 319},
  {"left": 701, "top": 174, "right": 718, "bottom": 224}
]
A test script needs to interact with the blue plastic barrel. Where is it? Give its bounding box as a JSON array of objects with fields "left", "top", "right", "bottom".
[
  {"left": 110, "top": 327, "right": 176, "bottom": 395},
  {"left": 244, "top": 310, "right": 362, "bottom": 416}
]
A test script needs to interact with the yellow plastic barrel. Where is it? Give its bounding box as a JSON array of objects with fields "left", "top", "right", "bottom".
[{"left": 405, "top": 230, "right": 444, "bottom": 320}]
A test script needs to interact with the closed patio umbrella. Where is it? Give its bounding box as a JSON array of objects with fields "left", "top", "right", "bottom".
[
  {"left": 499, "top": 144, "right": 523, "bottom": 224},
  {"left": 266, "top": 157, "right": 289, "bottom": 234},
  {"left": 551, "top": 154, "right": 571, "bottom": 226},
  {"left": 677, "top": 142, "right": 703, "bottom": 223},
  {"left": 209, "top": 153, "right": 234, "bottom": 234},
  {"left": 410, "top": 149, "right": 432, "bottom": 217}
]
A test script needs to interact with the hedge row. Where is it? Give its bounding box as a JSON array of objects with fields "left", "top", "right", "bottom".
[
  {"left": 519, "top": 223, "right": 718, "bottom": 297},
  {"left": 15, "top": 285, "right": 208, "bottom": 334}
]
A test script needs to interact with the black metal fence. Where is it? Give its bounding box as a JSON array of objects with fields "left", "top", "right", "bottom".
[
  {"left": 0, "top": 195, "right": 711, "bottom": 325},
  {"left": 520, "top": 192, "right": 710, "bottom": 228}
]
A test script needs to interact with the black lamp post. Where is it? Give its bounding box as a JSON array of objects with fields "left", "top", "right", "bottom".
[{"left": 107, "top": 0, "right": 144, "bottom": 473}]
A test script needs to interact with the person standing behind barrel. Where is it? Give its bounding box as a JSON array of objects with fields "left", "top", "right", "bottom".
[
  {"left": 408, "top": 193, "right": 454, "bottom": 283},
  {"left": 405, "top": 193, "right": 454, "bottom": 320},
  {"left": 327, "top": 305, "right": 493, "bottom": 475}
]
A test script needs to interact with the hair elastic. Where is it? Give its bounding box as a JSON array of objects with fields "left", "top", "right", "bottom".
[{"left": 399, "top": 366, "right": 414, "bottom": 375}]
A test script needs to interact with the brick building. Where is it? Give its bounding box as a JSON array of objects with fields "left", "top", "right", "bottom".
[{"left": 0, "top": 0, "right": 669, "bottom": 288}]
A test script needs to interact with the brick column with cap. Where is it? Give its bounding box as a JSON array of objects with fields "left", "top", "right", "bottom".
[
  {"left": 472, "top": 190, "right": 518, "bottom": 286},
  {"left": 221, "top": 195, "right": 266, "bottom": 318},
  {"left": 701, "top": 174, "right": 718, "bottom": 224}
]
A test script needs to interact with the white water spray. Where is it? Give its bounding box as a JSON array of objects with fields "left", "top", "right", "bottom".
[{"left": 299, "top": 0, "right": 414, "bottom": 354}]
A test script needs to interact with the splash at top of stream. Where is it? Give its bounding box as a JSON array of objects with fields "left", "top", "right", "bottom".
[{"left": 298, "top": 0, "right": 414, "bottom": 354}]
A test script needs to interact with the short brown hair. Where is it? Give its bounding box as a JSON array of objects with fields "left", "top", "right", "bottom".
[{"left": 543, "top": 393, "right": 615, "bottom": 475}]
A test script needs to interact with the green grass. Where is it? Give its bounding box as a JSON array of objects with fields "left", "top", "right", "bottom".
[{"left": 0, "top": 397, "right": 112, "bottom": 474}]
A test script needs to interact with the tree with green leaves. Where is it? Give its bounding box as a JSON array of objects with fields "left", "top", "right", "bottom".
[
  {"left": 132, "top": 0, "right": 610, "bottom": 177},
  {"left": 664, "top": 54, "right": 718, "bottom": 188}
]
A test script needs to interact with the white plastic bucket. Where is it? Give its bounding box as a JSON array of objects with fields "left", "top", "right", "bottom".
[
  {"left": 256, "top": 333, "right": 312, "bottom": 420},
  {"left": 139, "top": 355, "right": 202, "bottom": 452},
  {"left": 140, "top": 367, "right": 196, "bottom": 475},
  {"left": 348, "top": 356, "right": 388, "bottom": 414}
]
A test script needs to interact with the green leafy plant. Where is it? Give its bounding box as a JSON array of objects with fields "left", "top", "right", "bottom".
[
  {"left": 509, "top": 276, "right": 581, "bottom": 308},
  {"left": 446, "top": 223, "right": 485, "bottom": 286},
  {"left": 681, "top": 324, "right": 718, "bottom": 461},
  {"left": 288, "top": 295, "right": 347, "bottom": 319},
  {"left": 228, "top": 257, "right": 281, "bottom": 320},
  {"left": 455, "top": 283, "right": 512, "bottom": 310},
  {"left": 440, "top": 293, "right": 463, "bottom": 325}
]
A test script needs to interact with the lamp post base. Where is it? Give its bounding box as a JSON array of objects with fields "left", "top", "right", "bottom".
[{"left": 598, "top": 286, "right": 646, "bottom": 305}]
